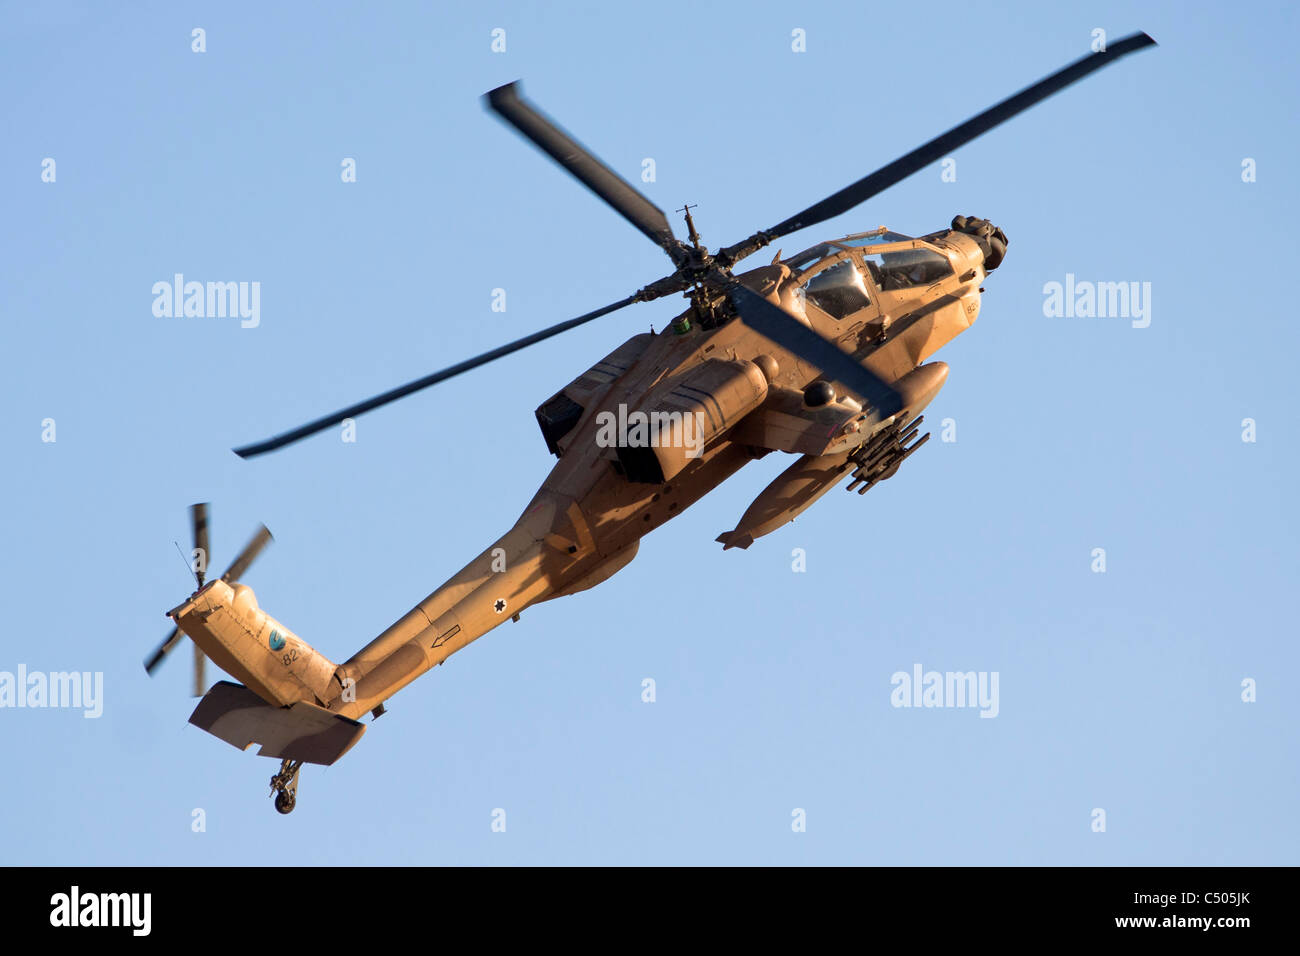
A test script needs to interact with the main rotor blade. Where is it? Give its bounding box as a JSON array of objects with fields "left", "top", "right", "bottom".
[
  {"left": 725, "top": 32, "right": 1156, "bottom": 258},
  {"left": 729, "top": 285, "right": 902, "bottom": 415},
  {"left": 144, "top": 625, "right": 184, "bottom": 675},
  {"left": 190, "top": 502, "right": 209, "bottom": 589},
  {"left": 234, "top": 294, "right": 638, "bottom": 457},
  {"left": 193, "top": 643, "right": 206, "bottom": 698},
  {"left": 220, "top": 525, "right": 273, "bottom": 583},
  {"left": 486, "top": 82, "right": 680, "bottom": 257}
]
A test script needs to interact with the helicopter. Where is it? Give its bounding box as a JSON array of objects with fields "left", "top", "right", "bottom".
[{"left": 146, "top": 33, "right": 1155, "bottom": 813}]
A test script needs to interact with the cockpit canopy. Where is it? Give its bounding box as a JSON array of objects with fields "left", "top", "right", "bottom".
[
  {"left": 803, "top": 260, "right": 871, "bottom": 319},
  {"left": 783, "top": 228, "right": 914, "bottom": 272},
  {"left": 786, "top": 228, "right": 955, "bottom": 320},
  {"left": 872, "top": 247, "right": 953, "bottom": 289}
]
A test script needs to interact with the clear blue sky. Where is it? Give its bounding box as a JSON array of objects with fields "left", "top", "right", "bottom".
[{"left": 2, "top": 0, "right": 1296, "bottom": 865}]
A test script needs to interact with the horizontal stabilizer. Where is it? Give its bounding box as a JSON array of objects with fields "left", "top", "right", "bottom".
[{"left": 189, "top": 681, "right": 366, "bottom": 766}]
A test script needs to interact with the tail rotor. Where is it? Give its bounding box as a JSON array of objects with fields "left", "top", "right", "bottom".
[{"left": 144, "top": 503, "right": 273, "bottom": 697}]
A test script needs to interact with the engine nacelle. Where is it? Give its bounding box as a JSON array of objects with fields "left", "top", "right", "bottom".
[
  {"left": 613, "top": 358, "right": 769, "bottom": 484},
  {"left": 535, "top": 333, "right": 655, "bottom": 456}
]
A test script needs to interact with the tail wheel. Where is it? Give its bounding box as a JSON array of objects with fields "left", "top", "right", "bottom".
[{"left": 270, "top": 757, "right": 302, "bottom": 815}]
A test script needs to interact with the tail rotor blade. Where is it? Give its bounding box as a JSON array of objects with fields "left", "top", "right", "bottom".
[
  {"left": 193, "top": 643, "right": 207, "bottom": 697},
  {"left": 190, "top": 502, "right": 209, "bottom": 588},
  {"left": 148, "top": 510, "right": 270, "bottom": 683},
  {"left": 221, "top": 525, "right": 273, "bottom": 583},
  {"left": 144, "top": 625, "right": 183, "bottom": 676}
]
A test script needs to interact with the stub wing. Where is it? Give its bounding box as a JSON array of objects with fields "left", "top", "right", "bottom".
[
  {"left": 730, "top": 387, "right": 868, "bottom": 457},
  {"left": 189, "top": 681, "right": 366, "bottom": 766},
  {"left": 716, "top": 451, "right": 853, "bottom": 551},
  {"left": 717, "top": 415, "right": 934, "bottom": 551},
  {"left": 731, "top": 362, "right": 949, "bottom": 457},
  {"left": 717, "top": 362, "right": 948, "bottom": 550}
]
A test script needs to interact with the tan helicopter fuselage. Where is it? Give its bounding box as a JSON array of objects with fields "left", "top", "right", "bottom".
[
  {"left": 324, "top": 228, "right": 987, "bottom": 718},
  {"left": 173, "top": 228, "right": 987, "bottom": 724}
]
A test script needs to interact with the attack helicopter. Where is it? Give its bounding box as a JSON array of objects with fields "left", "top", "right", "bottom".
[{"left": 146, "top": 34, "right": 1155, "bottom": 813}]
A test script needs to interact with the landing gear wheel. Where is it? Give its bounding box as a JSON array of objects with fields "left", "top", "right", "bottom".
[{"left": 269, "top": 758, "right": 302, "bottom": 815}]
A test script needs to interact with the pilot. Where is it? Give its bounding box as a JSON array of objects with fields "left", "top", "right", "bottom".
[
  {"left": 882, "top": 267, "right": 911, "bottom": 291},
  {"left": 883, "top": 263, "right": 927, "bottom": 290}
]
